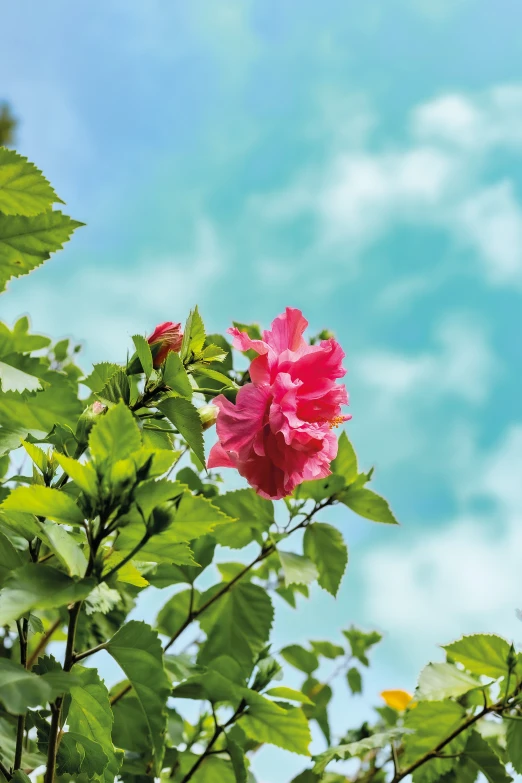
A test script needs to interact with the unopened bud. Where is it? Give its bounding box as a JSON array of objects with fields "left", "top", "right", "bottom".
[
  {"left": 147, "top": 321, "right": 183, "bottom": 367},
  {"left": 76, "top": 401, "right": 107, "bottom": 445},
  {"left": 198, "top": 404, "right": 219, "bottom": 431}
]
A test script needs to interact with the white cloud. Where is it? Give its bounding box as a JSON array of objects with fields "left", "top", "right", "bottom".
[{"left": 361, "top": 422, "right": 522, "bottom": 658}]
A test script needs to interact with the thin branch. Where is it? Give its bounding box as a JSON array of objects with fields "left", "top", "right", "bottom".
[
  {"left": 101, "top": 532, "right": 150, "bottom": 583},
  {"left": 0, "top": 757, "right": 11, "bottom": 780},
  {"left": 14, "top": 618, "right": 28, "bottom": 771},
  {"left": 179, "top": 701, "right": 246, "bottom": 783},
  {"left": 73, "top": 641, "right": 108, "bottom": 663}
]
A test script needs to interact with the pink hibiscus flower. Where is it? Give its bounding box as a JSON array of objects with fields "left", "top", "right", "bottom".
[{"left": 208, "top": 307, "right": 351, "bottom": 500}]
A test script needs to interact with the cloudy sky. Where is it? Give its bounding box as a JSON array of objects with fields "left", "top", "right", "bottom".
[{"left": 2, "top": 1, "right": 522, "bottom": 780}]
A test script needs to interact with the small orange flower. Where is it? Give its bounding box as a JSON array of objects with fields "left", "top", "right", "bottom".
[{"left": 380, "top": 689, "right": 415, "bottom": 711}]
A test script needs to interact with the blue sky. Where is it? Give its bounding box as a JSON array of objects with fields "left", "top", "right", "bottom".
[{"left": 2, "top": 1, "right": 522, "bottom": 780}]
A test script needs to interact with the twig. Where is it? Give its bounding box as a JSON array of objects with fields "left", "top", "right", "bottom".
[{"left": 73, "top": 641, "right": 108, "bottom": 663}]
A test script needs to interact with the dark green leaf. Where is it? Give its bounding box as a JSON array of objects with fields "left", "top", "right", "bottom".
[
  {"left": 0, "top": 658, "right": 53, "bottom": 714},
  {"left": 340, "top": 487, "right": 398, "bottom": 524},
  {"left": 280, "top": 645, "right": 319, "bottom": 674},
  {"left": 464, "top": 731, "right": 512, "bottom": 783},
  {"left": 506, "top": 718, "right": 522, "bottom": 774},
  {"left": 227, "top": 736, "right": 248, "bottom": 783},
  {"left": 342, "top": 627, "right": 382, "bottom": 666},
  {"left": 159, "top": 397, "right": 204, "bottom": 467},
  {"left": 331, "top": 431, "right": 358, "bottom": 484},
  {"left": 181, "top": 306, "right": 206, "bottom": 362},
  {"left": 347, "top": 667, "right": 362, "bottom": 694},
  {"left": 212, "top": 489, "right": 273, "bottom": 548},
  {"left": 132, "top": 335, "right": 153, "bottom": 379},
  {"left": 241, "top": 695, "right": 311, "bottom": 756},
  {"left": 303, "top": 523, "right": 348, "bottom": 597},
  {"left": 163, "top": 352, "right": 192, "bottom": 398},
  {"left": 0, "top": 529, "right": 22, "bottom": 587}
]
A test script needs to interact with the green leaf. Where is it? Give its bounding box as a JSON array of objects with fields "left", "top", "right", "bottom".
[
  {"left": 227, "top": 736, "right": 248, "bottom": 783},
  {"left": 278, "top": 550, "right": 319, "bottom": 587},
  {"left": 0, "top": 358, "right": 42, "bottom": 392},
  {"left": 159, "top": 397, "right": 204, "bottom": 467},
  {"left": 0, "top": 658, "right": 53, "bottom": 714},
  {"left": 2, "top": 485, "right": 84, "bottom": 526},
  {"left": 156, "top": 588, "right": 194, "bottom": 638},
  {"left": 309, "top": 641, "right": 345, "bottom": 659},
  {"left": 163, "top": 352, "right": 193, "bottom": 398},
  {"left": 403, "top": 701, "right": 467, "bottom": 781},
  {"left": 0, "top": 210, "right": 83, "bottom": 293},
  {"left": 181, "top": 306, "right": 206, "bottom": 362},
  {"left": 342, "top": 627, "right": 382, "bottom": 666},
  {"left": 0, "top": 715, "right": 45, "bottom": 770},
  {"left": 241, "top": 696, "right": 311, "bottom": 756},
  {"left": 416, "top": 662, "right": 482, "bottom": 701},
  {"left": 442, "top": 634, "right": 512, "bottom": 679},
  {"left": 0, "top": 374, "right": 82, "bottom": 433},
  {"left": 68, "top": 666, "right": 121, "bottom": 783},
  {"left": 506, "top": 718, "right": 522, "bottom": 774},
  {"left": 0, "top": 147, "right": 61, "bottom": 216},
  {"left": 89, "top": 401, "right": 141, "bottom": 464},
  {"left": 0, "top": 564, "right": 95, "bottom": 625},
  {"left": 265, "top": 687, "right": 314, "bottom": 705},
  {"left": 22, "top": 440, "right": 48, "bottom": 474},
  {"left": 341, "top": 486, "right": 398, "bottom": 524},
  {"left": 0, "top": 529, "right": 22, "bottom": 587},
  {"left": 198, "top": 582, "right": 274, "bottom": 676},
  {"left": 82, "top": 362, "right": 121, "bottom": 392},
  {"left": 347, "top": 667, "right": 362, "bottom": 694},
  {"left": 97, "top": 369, "right": 131, "bottom": 405},
  {"left": 176, "top": 752, "right": 236, "bottom": 783},
  {"left": 132, "top": 334, "right": 153, "bottom": 379},
  {"left": 148, "top": 535, "right": 216, "bottom": 586},
  {"left": 105, "top": 620, "right": 171, "bottom": 776},
  {"left": 464, "top": 731, "right": 512, "bottom": 783},
  {"left": 58, "top": 732, "right": 109, "bottom": 778},
  {"left": 303, "top": 523, "right": 348, "bottom": 597},
  {"left": 212, "top": 489, "right": 274, "bottom": 548},
  {"left": 297, "top": 474, "right": 345, "bottom": 502},
  {"left": 280, "top": 645, "right": 319, "bottom": 674},
  {"left": 11, "top": 772, "right": 31, "bottom": 783},
  {"left": 54, "top": 452, "right": 97, "bottom": 496},
  {"left": 40, "top": 519, "right": 87, "bottom": 576},
  {"left": 313, "top": 729, "right": 406, "bottom": 774},
  {"left": 331, "top": 431, "right": 358, "bottom": 484}
]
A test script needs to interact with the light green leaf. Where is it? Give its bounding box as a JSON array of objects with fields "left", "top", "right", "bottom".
[
  {"left": 347, "top": 667, "right": 362, "bottom": 694},
  {"left": 303, "top": 523, "right": 348, "bottom": 597},
  {"left": 2, "top": 485, "right": 84, "bottom": 526},
  {"left": 403, "top": 701, "right": 467, "bottom": 780},
  {"left": 132, "top": 334, "right": 153, "bottom": 379},
  {"left": 0, "top": 358, "right": 42, "bottom": 392},
  {"left": 89, "top": 401, "right": 141, "bottom": 464},
  {"left": 0, "top": 374, "right": 82, "bottom": 433},
  {"left": 227, "top": 736, "right": 248, "bottom": 783},
  {"left": 212, "top": 489, "right": 273, "bottom": 549},
  {"left": 97, "top": 369, "right": 130, "bottom": 405},
  {"left": 22, "top": 440, "right": 48, "bottom": 474},
  {"left": 181, "top": 306, "right": 206, "bottom": 362},
  {"left": 0, "top": 529, "right": 23, "bottom": 587},
  {"left": 54, "top": 452, "right": 97, "bottom": 496},
  {"left": 265, "top": 687, "right": 314, "bottom": 705},
  {"left": 506, "top": 718, "right": 522, "bottom": 774},
  {"left": 278, "top": 550, "right": 319, "bottom": 587},
  {"left": 68, "top": 666, "right": 121, "bottom": 783},
  {"left": 241, "top": 697, "right": 311, "bottom": 756},
  {"left": 313, "top": 729, "right": 406, "bottom": 774},
  {"left": 297, "top": 474, "right": 345, "bottom": 502},
  {"left": 464, "top": 731, "right": 512, "bottom": 783},
  {"left": 82, "top": 362, "right": 121, "bottom": 392},
  {"left": 341, "top": 486, "right": 398, "bottom": 524},
  {"left": 416, "top": 662, "right": 482, "bottom": 701},
  {"left": 443, "top": 634, "right": 512, "bottom": 679},
  {"left": 134, "top": 478, "right": 185, "bottom": 521},
  {"left": 0, "top": 564, "right": 95, "bottom": 625},
  {"left": 0, "top": 147, "right": 61, "bottom": 216},
  {"left": 106, "top": 620, "right": 171, "bottom": 776},
  {"left": 163, "top": 351, "right": 192, "bottom": 398},
  {"left": 40, "top": 520, "right": 87, "bottom": 576},
  {"left": 280, "top": 645, "right": 319, "bottom": 674},
  {"left": 0, "top": 715, "right": 45, "bottom": 770},
  {"left": 198, "top": 582, "right": 274, "bottom": 676},
  {"left": 159, "top": 397, "right": 204, "bottom": 467},
  {"left": 0, "top": 210, "right": 83, "bottom": 293},
  {"left": 0, "top": 658, "right": 53, "bottom": 714},
  {"left": 331, "top": 431, "right": 358, "bottom": 484}
]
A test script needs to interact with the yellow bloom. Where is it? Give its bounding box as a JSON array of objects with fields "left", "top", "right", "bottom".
[{"left": 380, "top": 689, "right": 415, "bottom": 711}]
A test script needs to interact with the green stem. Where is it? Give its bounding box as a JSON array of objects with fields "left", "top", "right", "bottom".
[{"left": 101, "top": 532, "right": 150, "bottom": 583}]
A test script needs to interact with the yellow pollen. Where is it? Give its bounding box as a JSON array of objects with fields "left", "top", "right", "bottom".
[{"left": 329, "top": 415, "right": 344, "bottom": 429}]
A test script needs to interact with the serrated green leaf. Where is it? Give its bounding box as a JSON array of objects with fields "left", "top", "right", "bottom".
[
  {"left": 58, "top": 732, "right": 109, "bottom": 778},
  {"left": 0, "top": 147, "right": 61, "bottom": 216},
  {"left": 0, "top": 529, "right": 23, "bottom": 587},
  {"left": 297, "top": 474, "right": 346, "bottom": 502},
  {"left": 0, "top": 658, "right": 53, "bottom": 714},
  {"left": 89, "top": 401, "right": 141, "bottom": 464},
  {"left": 241, "top": 696, "right": 311, "bottom": 756},
  {"left": 212, "top": 489, "right": 274, "bottom": 548},
  {"left": 82, "top": 362, "right": 121, "bottom": 392},
  {"left": 403, "top": 701, "right": 467, "bottom": 781},
  {"left": 313, "top": 729, "right": 406, "bottom": 774},
  {"left": 506, "top": 718, "right": 522, "bottom": 774},
  {"left": 163, "top": 352, "right": 193, "bottom": 398},
  {"left": 0, "top": 715, "right": 45, "bottom": 770},
  {"left": 39, "top": 519, "right": 87, "bottom": 576},
  {"left": 22, "top": 440, "right": 48, "bottom": 474},
  {"left": 442, "top": 635, "right": 512, "bottom": 679},
  {"left": 0, "top": 375, "right": 82, "bottom": 434},
  {"left": 341, "top": 486, "right": 398, "bottom": 524},
  {"left": 280, "top": 645, "right": 319, "bottom": 674},
  {"left": 464, "top": 731, "right": 512, "bottom": 783},
  {"left": 331, "top": 431, "right": 358, "bottom": 484},
  {"left": 132, "top": 334, "right": 153, "bottom": 379},
  {"left": 303, "top": 523, "right": 348, "bottom": 597},
  {"left": 198, "top": 582, "right": 273, "bottom": 676},
  {"left": 181, "top": 306, "right": 206, "bottom": 362},
  {"left": 416, "top": 662, "right": 482, "bottom": 701},
  {"left": 68, "top": 666, "right": 121, "bottom": 783},
  {"left": 97, "top": 368, "right": 130, "bottom": 405},
  {"left": 0, "top": 358, "right": 42, "bottom": 392},
  {"left": 2, "top": 485, "right": 84, "bottom": 525},
  {"left": 0, "top": 210, "right": 83, "bottom": 293},
  {"left": 159, "top": 397, "right": 205, "bottom": 467},
  {"left": 106, "top": 620, "right": 171, "bottom": 776},
  {"left": 265, "top": 687, "right": 314, "bottom": 705},
  {"left": 278, "top": 550, "right": 319, "bottom": 587},
  {"left": 53, "top": 452, "right": 97, "bottom": 496},
  {"left": 0, "top": 564, "right": 95, "bottom": 625}
]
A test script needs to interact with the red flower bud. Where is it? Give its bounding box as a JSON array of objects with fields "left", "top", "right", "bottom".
[{"left": 147, "top": 322, "right": 183, "bottom": 367}]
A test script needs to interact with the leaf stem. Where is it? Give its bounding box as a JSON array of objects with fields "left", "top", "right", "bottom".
[
  {"left": 14, "top": 618, "right": 29, "bottom": 771},
  {"left": 72, "top": 641, "right": 108, "bottom": 663},
  {"left": 178, "top": 701, "right": 246, "bottom": 783}
]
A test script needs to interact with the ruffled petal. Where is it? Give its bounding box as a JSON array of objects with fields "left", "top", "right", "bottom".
[{"left": 263, "top": 307, "right": 308, "bottom": 354}]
